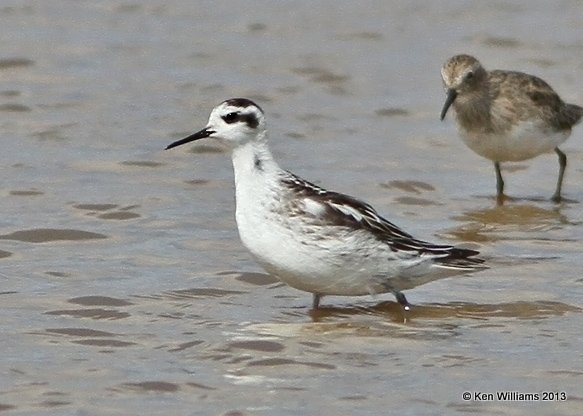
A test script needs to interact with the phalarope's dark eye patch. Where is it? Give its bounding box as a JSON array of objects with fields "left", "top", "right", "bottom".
[
  {"left": 222, "top": 112, "right": 238, "bottom": 123},
  {"left": 221, "top": 112, "right": 259, "bottom": 128}
]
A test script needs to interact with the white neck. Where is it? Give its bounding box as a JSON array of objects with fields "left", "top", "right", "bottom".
[
  {"left": 231, "top": 134, "right": 279, "bottom": 184},
  {"left": 231, "top": 136, "right": 284, "bottom": 241}
]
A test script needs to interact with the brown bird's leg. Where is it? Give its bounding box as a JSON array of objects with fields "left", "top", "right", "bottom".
[
  {"left": 552, "top": 147, "right": 566, "bottom": 203},
  {"left": 494, "top": 161, "right": 505, "bottom": 205},
  {"left": 312, "top": 293, "right": 321, "bottom": 309}
]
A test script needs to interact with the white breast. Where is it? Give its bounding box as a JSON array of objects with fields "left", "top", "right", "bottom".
[{"left": 459, "top": 120, "right": 570, "bottom": 162}]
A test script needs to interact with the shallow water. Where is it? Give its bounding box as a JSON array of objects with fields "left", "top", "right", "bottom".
[{"left": 1, "top": 1, "right": 583, "bottom": 415}]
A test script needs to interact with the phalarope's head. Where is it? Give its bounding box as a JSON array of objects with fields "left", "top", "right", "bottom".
[
  {"left": 166, "top": 98, "right": 266, "bottom": 150},
  {"left": 440, "top": 54, "right": 487, "bottom": 120}
]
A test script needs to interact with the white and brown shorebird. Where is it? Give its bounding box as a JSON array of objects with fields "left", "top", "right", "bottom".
[
  {"left": 440, "top": 54, "right": 583, "bottom": 203},
  {"left": 166, "top": 98, "right": 485, "bottom": 309}
]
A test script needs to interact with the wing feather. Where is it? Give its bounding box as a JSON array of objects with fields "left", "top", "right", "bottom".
[{"left": 281, "top": 173, "right": 483, "bottom": 268}]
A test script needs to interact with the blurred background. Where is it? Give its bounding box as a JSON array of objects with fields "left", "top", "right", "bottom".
[{"left": 1, "top": 1, "right": 582, "bottom": 415}]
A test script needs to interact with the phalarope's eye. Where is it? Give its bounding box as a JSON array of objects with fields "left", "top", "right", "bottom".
[
  {"left": 223, "top": 112, "right": 239, "bottom": 123},
  {"left": 465, "top": 71, "right": 474, "bottom": 80}
]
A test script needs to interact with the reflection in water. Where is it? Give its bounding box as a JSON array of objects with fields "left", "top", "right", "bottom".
[
  {"left": 235, "top": 300, "right": 582, "bottom": 343},
  {"left": 458, "top": 204, "right": 569, "bottom": 225},
  {"left": 309, "top": 300, "right": 579, "bottom": 323},
  {"left": 447, "top": 203, "right": 571, "bottom": 242},
  {"left": 244, "top": 318, "right": 459, "bottom": 340}
]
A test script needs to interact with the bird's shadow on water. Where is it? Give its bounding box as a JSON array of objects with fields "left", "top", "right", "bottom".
[{"left": 308, "top": 300, "right": 581, "bottom": 323}]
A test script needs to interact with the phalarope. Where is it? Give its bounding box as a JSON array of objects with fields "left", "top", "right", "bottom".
[
  {"left": 440, "top": 54, "right": 583, "bottom": 203},
  {"left": 167, "top": 98, "right": 485, "bottom": 309}
]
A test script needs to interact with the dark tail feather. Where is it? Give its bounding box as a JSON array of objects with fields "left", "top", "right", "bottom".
[{"left": 434, "top": 246, "right": 487, "bottom": 270}]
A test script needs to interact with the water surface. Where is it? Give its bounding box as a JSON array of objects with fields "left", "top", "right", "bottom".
[{"left": 1, "top": 1, "right": 582, "bottom": 415}]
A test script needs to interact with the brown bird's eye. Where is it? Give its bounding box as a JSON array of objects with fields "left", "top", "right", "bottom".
[{"left": 465, "top": 71, "right": 474, "bottom": 80}]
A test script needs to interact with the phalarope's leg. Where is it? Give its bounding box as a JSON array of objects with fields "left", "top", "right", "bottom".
[
  {"left": 494, "top": 161, "right": 505, "bottom": 203},
  {"left": 312, "top": 294, "right": 321, "bottom": 309},
  {"left": 552, "top": 147, "right": 566, "bottom": 203},
  {"left": 393, "top": 291, "right": 411, "bottom": 311}
]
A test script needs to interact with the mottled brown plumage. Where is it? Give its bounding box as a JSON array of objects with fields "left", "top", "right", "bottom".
[{"left": 441, "top": 54, "right": 582, "bottom": 202}]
